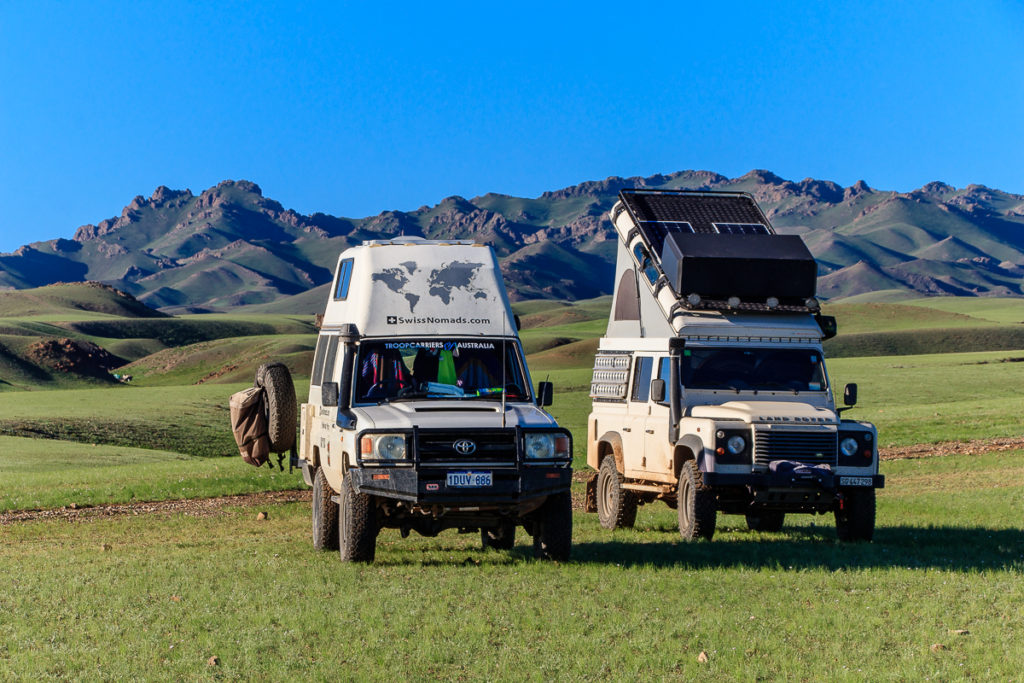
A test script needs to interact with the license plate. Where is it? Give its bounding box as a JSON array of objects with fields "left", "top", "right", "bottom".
[
  {"left": 446, "top": 471, "right": 492, "bottom": 488},
  {"left": 839, "top": 476, "right": 873, "bottom": 487}
]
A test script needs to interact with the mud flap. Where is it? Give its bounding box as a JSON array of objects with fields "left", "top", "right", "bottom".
[{"left": 584, "top": 472, "right": 598, "bottom": 513}]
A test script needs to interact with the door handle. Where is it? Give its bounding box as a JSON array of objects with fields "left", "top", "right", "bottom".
[
  {"left": 622, "top": 427, "right": 631, "bottom": 432},
  {"left": 645, "top": 429, "right": 654, "bottom": 434}
]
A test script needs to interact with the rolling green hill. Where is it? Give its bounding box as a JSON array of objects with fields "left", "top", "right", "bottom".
[{"left": 0, "top": 282, "right": 315, "bottom": 390}]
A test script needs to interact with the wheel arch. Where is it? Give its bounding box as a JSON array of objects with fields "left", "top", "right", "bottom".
[
  {"left": 673, "top": 434, "right": 705, "bottom": 479},
  {"left": 596, "top": 431, "right": 625, "bottom": 473}
]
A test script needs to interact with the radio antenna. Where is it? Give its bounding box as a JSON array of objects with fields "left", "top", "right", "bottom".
[{"left": 501, "top": 306, "right": 507, "bottom": 427}]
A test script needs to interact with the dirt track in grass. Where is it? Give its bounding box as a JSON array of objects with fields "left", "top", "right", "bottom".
[
  {"left": 0, "top": 489, "right": 310, "bottom": 525},
  {"left": 5, "top": 437, "right": 1024, "bottom": 525},
  {"left": 879, "top": 436, "right": 1024, "bottom": 461}
]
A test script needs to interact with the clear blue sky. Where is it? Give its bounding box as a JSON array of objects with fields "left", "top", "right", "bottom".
[{"left": 1, "top": 0, "right": 1022, "bottom": 253}]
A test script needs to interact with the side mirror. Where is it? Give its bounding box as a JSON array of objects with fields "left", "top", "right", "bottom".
[
  {"left": 321, "top": 382, "right": 339, "bottom": 407},
  {"left": 816, "top": 314, "right": 838, "bottom": 341},
  {"left": 843, "top": 383, "right": 858, "bottom": 407},
  {"left": 650, "top": 378, "right": 666, "bottom": 403},
  {"left": 537, "top": 381, "right": 553, "bottom": 407}
]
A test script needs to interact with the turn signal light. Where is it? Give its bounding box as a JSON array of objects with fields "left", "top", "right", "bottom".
[
  {"left": 361, "top": 436, "right": 373, "bottom": 455},
  {"left": 716, "top": 447, "right": 725, "bottom": 455}
]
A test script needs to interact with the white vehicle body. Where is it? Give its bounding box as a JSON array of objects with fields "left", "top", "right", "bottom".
[
  {"left": 298, "top": 238, "right": 572, "bottom": 560},
  {"left": 586, "top": 190, "right": 882, "bottom": 541}
]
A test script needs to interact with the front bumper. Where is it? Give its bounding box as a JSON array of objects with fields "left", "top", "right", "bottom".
[
  {"left": 350, "top": 466, "right": 572, "bottom": 505},
  {"left": 706, "top": 470, "right": 884, "bottom": 513},
  {"left": 704, "top": 471, "right": 885, "bottom": 489},
  {"left": 350, "top": 426, "right": 573, "bottom": 505}
]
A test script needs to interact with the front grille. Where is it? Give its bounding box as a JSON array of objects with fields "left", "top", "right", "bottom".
[
  {"left": 754, "top": 429, "right": 837, "bottom": 466},
  {"left": 416, "top": 429, "right": 517, "bottom": 464}
]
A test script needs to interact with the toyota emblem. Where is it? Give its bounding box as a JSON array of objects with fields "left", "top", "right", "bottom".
[{"left": 454, "top": 439, "right": 477, "bottom": 455}]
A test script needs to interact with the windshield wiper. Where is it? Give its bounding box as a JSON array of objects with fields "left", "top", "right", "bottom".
[{"left": 759, "top": 381, "right": 799, "bottom": 395}]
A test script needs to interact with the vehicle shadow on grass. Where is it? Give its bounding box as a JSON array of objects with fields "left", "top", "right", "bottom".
[{"left": 568, "top": 525, "right": 1024, "bottom": 572}]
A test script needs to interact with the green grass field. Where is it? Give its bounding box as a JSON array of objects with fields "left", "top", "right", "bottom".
[
  {"left": 3, "top": 294, "right": 1024, "bottom": 680},
  {"left": 2, "top": 451, "right": 1022, "bottom": 680},
  {"left": 0, "top": 436, "right": 298, "bottom": 512}
]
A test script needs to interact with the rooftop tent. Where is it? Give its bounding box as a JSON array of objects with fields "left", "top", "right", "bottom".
[{"left": 613, "top": 189, "right": 818, "bottom": 313}]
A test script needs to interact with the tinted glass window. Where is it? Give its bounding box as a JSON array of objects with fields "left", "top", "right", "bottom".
[
  {"left": 683, "top": 347, "right": 827, "bottom": 392},
  {"left": 334, "top": 258, "right": 354, "bottom": 300},
  {"left": 656, "top": 356, "right": 674, "bottom": 405},
  {"left": 354, "top": 339, "right": 529, "bottom": 404},
  {"left": 311, "top": 335, "right": 329, "bottom": 387},
  {"left": 321, "top": 336, "right": 340, "bottom": 384},
  {"left": 631, "top": 356, "right": 653, "bottom": 402}
]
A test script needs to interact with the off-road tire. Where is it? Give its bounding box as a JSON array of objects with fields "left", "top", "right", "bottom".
[
  {"left": 835, "top": 488, "right": 876, "bottom": 542},
  {"left": 677, "top": 460, "right": 716, "bottom": 541},
  {"left": 312, "top": 467, "right": 339, "bottom": 551},
  {"left": 533, "top": 490, "right": 572, "bottom": 561},
  {"left": 597, "top": 455, "right": 637, "bottom": 529},
  {"left": 338, "top": 477, "right": 377, "bottom": 562},
  {"left": 481, "top": 522, "right": 516, "bottom": 551},
  {"left": 255, "top": 362, "right": 297, "bottom": 453},
  {"left": 746, "top": 511, "right": 785, "bottom": 532}
]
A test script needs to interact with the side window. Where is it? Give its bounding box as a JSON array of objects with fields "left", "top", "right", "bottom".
[
  {"left": 334, "top": 258, "right": 354, "bottom": 300},
  {"left": 311, "top": 335, "right": 328, "bottom": 387},
  {"left": 631, "top": 244, "right": 659, "bottom": 285},
  {"left": 631, "top": 356, "right": 653, "bottom": 402},
  {"left": 321, "top": 336, "right": 340, "bottom": 384},
  {"left": 656, "top": 357, "right": 672, "bottom": 405}
]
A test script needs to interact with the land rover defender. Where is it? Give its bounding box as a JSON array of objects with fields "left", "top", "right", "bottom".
[
  {"left": 299, "top": 238, "right": 572, "bottom": 561},
  {"left": 585, "top": 190, "right": 883, "bottom": 541}
]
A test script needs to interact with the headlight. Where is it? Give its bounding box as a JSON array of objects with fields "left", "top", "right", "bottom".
[
  {"left": 525, "top": 433, "right": 554, "bottom": 459},
  {"left": 840, "top": 437, "right": 859, "bottom": 457},
  {"left": 726, "top": 435, "right": 746, "bottom": 455},
  {"left": 524, "top": 433, "right": 570, "bottom": 460},
  {"left": 361, "top": 434, "right": 407, "bottom": 460}
]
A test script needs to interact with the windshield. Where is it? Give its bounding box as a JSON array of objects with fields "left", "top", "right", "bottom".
[
  {"left": 354, "top": 338, "right": 529, "bottom": 404},
  {"left": 682, "top": 347, "right": 827, "bottom": 392}
]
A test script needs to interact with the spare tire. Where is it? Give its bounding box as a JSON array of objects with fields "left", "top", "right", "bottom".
[{"left": 255, "top": 362, "right": 297, "bottom": 453}]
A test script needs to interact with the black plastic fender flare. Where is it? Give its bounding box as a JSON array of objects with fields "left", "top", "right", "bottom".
[{"left": 674, "top": 434, "right": 707, "bottom": 475}]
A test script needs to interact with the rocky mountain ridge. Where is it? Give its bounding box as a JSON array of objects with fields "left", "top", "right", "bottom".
[{"left": 2, "top": 170, "right": 1023, "bottom": 312}]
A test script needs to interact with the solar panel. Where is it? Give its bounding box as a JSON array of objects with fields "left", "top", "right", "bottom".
[
  {"left": 618, "top": 191, "right": 776, "bottom": 242},
  {"left": 634, "top": 220, "right": 694, "bottom": 256},
  {"left": 713, "top": 223, "right": 770, "bottom": 235}
]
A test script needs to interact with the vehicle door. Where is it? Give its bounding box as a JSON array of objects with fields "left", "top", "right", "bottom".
[
  {"left": 623, "top": 355, "right": 653, "bottom": 478},
  {"left": 643, "top": 356, "right": 673, "bottom": 479},
  {"left": 310, "top": 333, "right": 341, "bottom": 469}
]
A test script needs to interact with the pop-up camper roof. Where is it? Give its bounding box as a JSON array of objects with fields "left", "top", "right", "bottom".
[
  {"left": 321, "top": 238, "right": 517, "bottom": 338},
  {"left": 607, "top": 190, "right": 824, "bottom": 338}
]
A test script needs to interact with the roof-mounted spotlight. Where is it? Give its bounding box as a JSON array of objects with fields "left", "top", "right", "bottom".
[
  {"left": 805, "top": 297, "right": 821, "bottom": 312},
  {"left": 766, "top": 296, "right": 779, "bottom": 310},
  {"left": 727, "top": 296, "right": 740, "bottom": 309},
  {"left": 686, "top": 293, "right": 702, "bottom": 308}
]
